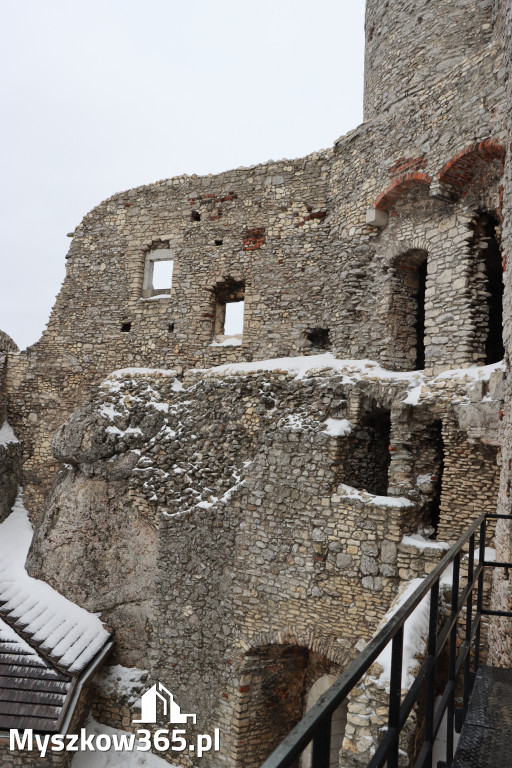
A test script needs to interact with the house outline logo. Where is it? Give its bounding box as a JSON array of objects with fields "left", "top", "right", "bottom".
[{"left": 133, "top": 682, "right": 197, "bottom": 725}]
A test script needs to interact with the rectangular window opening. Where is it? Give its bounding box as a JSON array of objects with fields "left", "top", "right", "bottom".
[
  {"left": 152, "top": 259, "right": 174, "bottom": 291},
  {"left": 224, "top": 300, "right": 244, "bottom": 336}
]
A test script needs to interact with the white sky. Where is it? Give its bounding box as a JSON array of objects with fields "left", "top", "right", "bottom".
[{"left": 0, "top": 1, "right": 365, "bottom": 351}]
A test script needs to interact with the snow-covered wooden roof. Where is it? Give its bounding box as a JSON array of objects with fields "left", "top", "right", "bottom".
[
  {"left": 0, "top": 492, "right": 112, "bottom": 733},
  {"left": 0, "top": 618, "right": 72, "bottom": 732}
]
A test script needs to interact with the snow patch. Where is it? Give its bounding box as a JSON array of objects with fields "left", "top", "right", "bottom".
[
  {"left": 336, "top": 484, "right": 413, "bottom": 508},
  {"left": 210, "top": 334, "right": 243, "bottom": 347},
  {"left": 99, "top": 404, "right": 125, "bottom": 420},
  {"left": 463, "top": 547, "right": 496, "bottom": 562},
  {"left": 401, "top": 534, "right": 450, "bottom": 551},
  {"left": 139, "top": 293, "right": 171, "bottom": 301},
  {"left": 403, "top": 385, "right": 423, "bottom": 405},
  {"left": 105, "top": 368, "right": 179, "bottom": 380},
  {"left": 0, "top": 421, "right": 19, "bottom": 446},
  {"left": 376, "top": 578, "right": 430, "bottom": 688},
  {"left": 150, "top": 402, "right": 169, "bottom": 412},
  {"left": 106, "top": 426, "right": 143, "bottom": 437},
  {"left": 434, "top": 359, "right": 505, "bottom": 382},
  {"left": 95, "top": 665, "right": 148, "bottom": 705},
  {"left": 72, "top": 719, "right": 170, "bottom": 767},
  {"left": 200, "top": 353, "right": 424, "bottom": 383},
  {"left": 323, "top": 418, "right": 352, "bottom": 437},
  {"left": 283, "top": 413, "right": 305, "bottom": 431}
]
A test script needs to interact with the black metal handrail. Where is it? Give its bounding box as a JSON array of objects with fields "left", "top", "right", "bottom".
[{"left": 259, "top": 512, "right": 512, "bottom": 768}]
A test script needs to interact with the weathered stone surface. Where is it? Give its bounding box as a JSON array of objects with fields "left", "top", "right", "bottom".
[
  {"left": 27, "top": 472, "right": 157, "bottom": 667},
  {"left": 1, "top": 0, "right": 512, "bottom": 764}
]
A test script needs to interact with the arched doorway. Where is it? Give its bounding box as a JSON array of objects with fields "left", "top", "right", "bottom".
[{"left": 234, "top": 646, "right": 343, "bottom": 768}]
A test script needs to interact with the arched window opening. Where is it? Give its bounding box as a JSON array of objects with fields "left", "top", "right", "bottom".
[
  {"left": 390, "top": 249, "right": 428, "bottom": 371},
  {"left": 212, "top": 278, "right": 245, "bottom": 345}
]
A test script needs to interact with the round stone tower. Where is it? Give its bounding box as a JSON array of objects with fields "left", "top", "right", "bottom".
[{"left": 363, "top": 0, "right": 494, "bottom": 120}]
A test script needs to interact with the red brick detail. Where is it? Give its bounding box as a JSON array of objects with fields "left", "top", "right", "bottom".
[
  {"left": 296, "top": 209, "right": 327, "bottom": 227},
  {"left": 243, "top": 227, "right": 266, "bottom": 251},
  {"left": 374, "top": 173, "right": 432, "bottom": 211},
  {"left": 438, "top": 139, "right": 505, "bottom": 189},
  {"left": 188, "top": 193, "right": 238, "bottom": 205},
  {"left": 388, "top": 156, "right": 428, "bottom": 178}
]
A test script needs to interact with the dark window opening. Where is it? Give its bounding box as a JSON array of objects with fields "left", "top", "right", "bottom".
[
  {"left": 483, "top": 216, "right": 504, "bottom": 364},
  {"left": 469, "top": 213, "right": 504, "bottom": 364},
  {"left": 414, "top": 260, "right": 427, "bottom": 369},
  {"left": 214, "top": 239, "right": 223, "bottom": 246},
  {"left": 168, "top": 322, "right": 175, "bottom": 333},
  {"left": 336, "top": 407, "right": 391, "bottom": 496},
  {"left": 121, "top": 322, "right": 132, "bottom": 333},
  {"left": 423, "top": 420, "right": 444, "bottom": 532},
  {"left": 306, "top": 328, "right": 331, "bottom": 349},
  {"left": 390, "top": 249, "right": 428, "bottom": 372},
  {"left": 191, "top": 210, "right": 201, "bottom": 222},
  {"left": 213, "top": 278, "right": 245, "bottom": 342}
]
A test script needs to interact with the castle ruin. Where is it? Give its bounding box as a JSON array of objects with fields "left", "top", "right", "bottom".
[{"left": 1, "top": 0, "right": 512, "bottom": 765}]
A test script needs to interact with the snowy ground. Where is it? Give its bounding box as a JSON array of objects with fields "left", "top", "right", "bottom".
[{"left": 71, "top": 720, "right": 170, "bottom": 767}]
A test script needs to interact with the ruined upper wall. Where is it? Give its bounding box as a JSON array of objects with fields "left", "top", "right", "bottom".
[
  {"left": 5, "top": 0, "right": 511, "bottom": 516},
  {"left": 363, "top": 0, "right": 494, "bottom": 120}
]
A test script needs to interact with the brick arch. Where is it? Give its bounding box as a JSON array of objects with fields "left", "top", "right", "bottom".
[
  {"left": 238, "top": 626, "right": 350, "bottom": 666},
  {"left": 374, "top": 172, "right": 432, "bottom": 211},
  {"left": 388, "top": 238, "right": 430, "bottom": 262},
  {"left": 231, "top": 630, "right": 348, "bottom": 768},
  {"left": 438, "top": 139, "right": 505, "bottom": 190}
]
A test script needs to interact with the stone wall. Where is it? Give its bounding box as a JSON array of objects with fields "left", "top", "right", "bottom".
[
  {"left": 4, "top": 0, "right": 509, "bottom": 518},
  {"left": 2, "top": 0, "right": 512, "bottom": 763},
  {"left": 24, "top": 357, "right": 503, "bottom": 766},
  {"left": 488, "top": 0, "right": 512, "bottom": 668},
  {"left": 363, "top": 0, "right": 494, "bottom": 120}
]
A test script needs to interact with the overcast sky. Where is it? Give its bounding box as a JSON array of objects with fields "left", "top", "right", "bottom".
[{"left": 0, "top": 1, "right": 365, "bottom": 350}]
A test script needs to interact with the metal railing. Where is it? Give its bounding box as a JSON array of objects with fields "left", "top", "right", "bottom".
[{"left": 260, "top": 513, "right": 512, "bottom": 768}]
